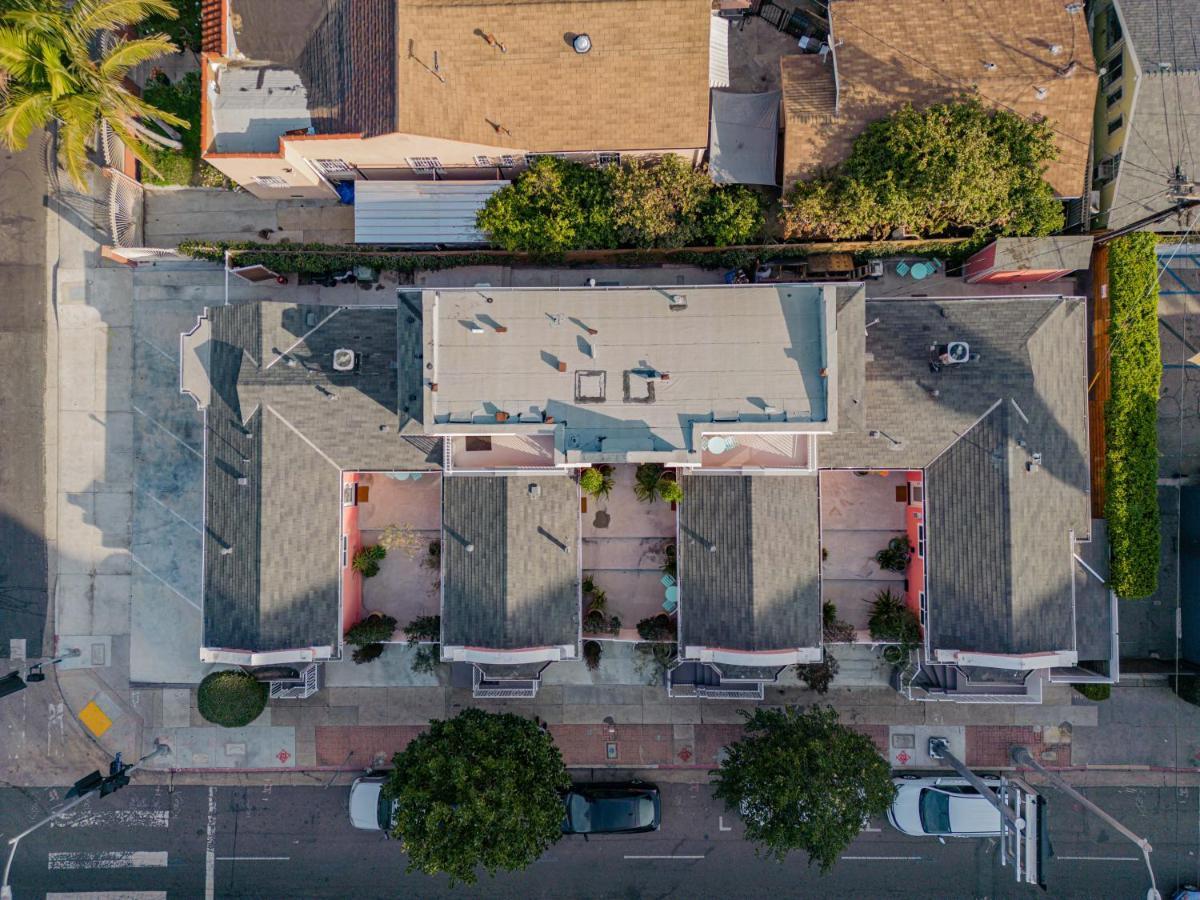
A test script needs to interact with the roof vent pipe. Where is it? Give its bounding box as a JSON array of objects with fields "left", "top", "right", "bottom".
[{"left": 573, "top": 33, "right": 592, "bottom": 53}]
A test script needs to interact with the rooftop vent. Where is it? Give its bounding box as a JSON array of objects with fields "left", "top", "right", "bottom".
[
  {"left": 573, "top": 33, "right": 592, "bottom": 53},
  {"left": 333, "top": 348, "right": 356, "bottom": 371},
  {"left": 668, "top": 293, "right": 688, "bottom": 311},
  {"left": 940, "top": 341, "right": 971, "bottom": 365},
  {"left": 1034, "top": 86, "right": 1048, "bottom": 100}
]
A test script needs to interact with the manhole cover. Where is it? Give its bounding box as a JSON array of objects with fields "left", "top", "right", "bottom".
[{"left": 593, "top": 510, "right": 611, "bottom": 529}]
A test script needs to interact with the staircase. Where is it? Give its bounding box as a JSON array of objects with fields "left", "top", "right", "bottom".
[
  {"left": 668, "top": 662, "right": 764, "bottom": 700},
  {"left": 269, "top": 663, "right": 321, "bottom": 699},
  {"left": 472, "top": 666, "right": 539, "bottom": 698},
  {"left": 826, "top": 645, "right": 893, "bottom": 687}
]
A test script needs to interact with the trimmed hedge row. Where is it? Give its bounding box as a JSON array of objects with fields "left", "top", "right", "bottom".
[{"left": 1104, "top": 232, "right": 1161, "bottom": 599}]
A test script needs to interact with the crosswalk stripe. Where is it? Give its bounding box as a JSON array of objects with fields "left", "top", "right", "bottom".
[
  {"left": 51, "top": 809, "right": 170, "bottom": 829},
  {"left": 47, "top": 851, "right": 169, "bottom": 870}
]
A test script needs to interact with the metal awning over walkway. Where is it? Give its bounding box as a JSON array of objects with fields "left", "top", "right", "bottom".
[{"left": 353, "top": 181, "right": 508, "bottom": 245}]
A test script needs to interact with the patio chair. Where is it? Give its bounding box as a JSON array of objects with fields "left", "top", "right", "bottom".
[
  {"left": 661, "top": 574, "right": 676, "bottom": 588},
  {"left": 895, "top": 261, "right": 911, "bottom": 277},
  {"left": 662, "top": 596, "right": 678, "bottom": 614}
]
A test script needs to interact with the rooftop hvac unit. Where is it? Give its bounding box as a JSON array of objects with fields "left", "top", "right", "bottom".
[
  {"left": 333, "top": 348, "right": 356, "bottom": 372},
  {"left": 940, "top": 341, "right": 970, "bottom": 365},
  {"left": 668, "top": 294, "right": 688, "bottom": 311}
]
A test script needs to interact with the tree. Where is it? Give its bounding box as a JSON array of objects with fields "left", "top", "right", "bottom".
[
  {"left": 794, "top": 656, "right": 839, "bottom": 694},
  {"left": 346, "top": 613, "right": 397, "bottom": 646},
  {"left": 0, "top": 0, "right": 188, "bottom": 187},
  {"left": 714, "top": 706, "right": 895, "bottom": 870},
  {"left": 385, "top": 708, "right": 570, "bottom": 884},
  {"left": 636, "top": 613, "right": 675, "bottom": 642},
  {"left": 700, "top": 184, "right": 764, "bottom": 246},
  {"left": 583, "top": 639, "right": 602, "bottom": 670},
  {"left": 609, "top": 154, "right": 711, "bottom": 248},
  {"left": 579, "top": 465, "right": 613, "bottom": 499},
  {"left": 867, "top": 588, "right": 920, "bottom": 651},
  {"left": 781, "top": 98, "right": 1063, "bottom": 241},
  {"left": 197, "top": 669, "right": 267, "bottom": 727}
]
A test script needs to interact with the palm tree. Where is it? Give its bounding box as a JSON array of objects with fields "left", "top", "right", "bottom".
[{"left": 0, "top": 0, "right": 185, "bottom": 188}]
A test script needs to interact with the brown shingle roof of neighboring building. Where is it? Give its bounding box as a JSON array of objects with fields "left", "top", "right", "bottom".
[
  {"left": 781, "top": 0, "right": 1097, "bottom": 196},
  {"left": 395, "top": 0, "right": 712, "bottom": 152}
]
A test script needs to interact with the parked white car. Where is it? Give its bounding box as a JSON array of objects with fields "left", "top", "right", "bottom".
[
  {"left": 348, "top": 775, "right": 398, "bottom": 833},
  {"left": 887, "top": 776, "right": 1003, "bottom": 838}
]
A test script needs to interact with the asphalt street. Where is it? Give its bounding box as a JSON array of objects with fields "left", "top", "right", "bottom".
[
  {"left": 0, "top": 134, "right": 49, "bottom": 659},
  {"left": 2, "top": 777, "right": 1197, "bottom": 899}
]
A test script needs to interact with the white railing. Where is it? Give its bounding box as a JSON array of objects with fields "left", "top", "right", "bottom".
[
  {"left": 269, "top": 663, "right": 321, "bottom": 699},
  {"left": 696, "top": 684, "right": 764, "bottom": 700},
  {"left": 471, "top": 666, "right": 538, "bottom": 698},
  {"left": 104, "top": 167, "right": 144, "bottom": 248}
]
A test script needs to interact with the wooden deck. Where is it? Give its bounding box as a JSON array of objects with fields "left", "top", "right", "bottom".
[{"left": 1087, "top": 244, "right": 1110, "bottom": 518}]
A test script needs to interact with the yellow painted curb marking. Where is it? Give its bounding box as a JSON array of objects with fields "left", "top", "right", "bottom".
[{"left": 79, "top": 700, "right": 113, "bottom": 737}]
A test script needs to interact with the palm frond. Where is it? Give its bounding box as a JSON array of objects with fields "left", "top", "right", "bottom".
[
  {"left": 98, "top": 35, "right": 174, "bottom": 80},
  {"left": 36, "top": 36, "right": 75, "bottom": 96},
  {"left": 54, "top": 95, "right": 98, "bottom": 189},
  {"left": 106, "top": 115, "right": 161, "bottom": 177},
  {"left": 72, "top": 0, "right": 177, "bottom": 34},
  {"left": 2, "top": 9, "right": 68, "bottom": 39},
  {"left": 111, "top": 87, "right": 188, "bottom": 129},
  {"left": 0, "top": 86, "right": 52, "bottom": 149}
]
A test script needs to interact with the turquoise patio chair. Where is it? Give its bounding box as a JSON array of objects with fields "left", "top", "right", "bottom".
[{"left": 896, "top": 261, "right": 910, "bottom": 277}]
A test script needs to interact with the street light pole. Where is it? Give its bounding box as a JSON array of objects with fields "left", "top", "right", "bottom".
[
  {"left": 1011, "top": 746, "right": 1160, "bottom": 900},
  {"left": 1, "top": 741, "right": 170, "bottom": 900}
]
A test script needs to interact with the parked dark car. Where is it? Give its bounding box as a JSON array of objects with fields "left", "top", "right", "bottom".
[{"left": 561, "top": 783, "right": 661, "bottom": 835}]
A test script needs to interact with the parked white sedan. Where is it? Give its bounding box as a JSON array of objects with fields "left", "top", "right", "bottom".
[{"left": 887, "top": 776, "right": 1003, "bottom": 838}]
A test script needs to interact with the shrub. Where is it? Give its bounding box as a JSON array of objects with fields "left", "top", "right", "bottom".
[
  {"left": 197, "top": 670, "right": 268, "bottom": 727},
  {"left": 700, "top": 185, "right": 765, "bottom": 246},
  {"left": 661, "top": 542, "right": 677, "bottom": 579},
  {"left": 795, "top": 656, "right": 839, "bottom": 694},
  {"left": 1105, "top": 232, "right": 1161, "bottom": 599},
  {"left": 142, "top": 72, "right": 229, "bottom": 187},
  {"left": 867, "top": 589, "right": 920, "bottom": 650},
  {"left": 635, "top": 642, "right": 677, "bottom": 684},
  {"left": 874, "top": 536, "right": 911, "bottom": 573},
  {"left": 634, "top": 463, "right": 681, "bottom": 504},
  {"left": 352, "top": 643, "right": 385, "bottom": 665},
  {"left": 404, "top": 615, "right": 441, "bottom": 645},
  {"left": 352, "top": 544, "right": 386, "bottom": 578},
  {"left": 637, "top": 614, "right": 676, "bottom": 642},
  {"left": 583, "top": 640, "right": 603, "bottom": 671},
  {"left": 609, "top": 155, "right": 712, "bottom": 248},
  {"left": 1073, "top": 683, "right": 1111, "bottom": 701},
  {"left": 781, "top": 98, "right": 1063, "bottom": 241},
  {"left": 579, "top": 466, "right": 614, "bottom": 499},
  {"left": 1171, "top": 674, "right": 1200, "bottom": 706},
  {"left": 346, "top": 613, "right": 398, "bottom": 646},
  {"left": 659, "top": 480, "right": 684, "bottom": 504},
  {"left": 822, "top": 602, "right": 856, "bottom": 644},
  {"left": 411, "top": 645, "right": 440, "bottom": 674}
]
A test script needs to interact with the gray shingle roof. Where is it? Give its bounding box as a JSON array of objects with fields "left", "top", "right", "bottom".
[
  {"left": 201, "top": 301, "right": 437, "bottom": 653},
  {"left": 441, "top": 475, "right": 580, "bottom": 650},
  {"left": 835, "top": 285, "right": 866, "bottom": 433},
  {"left": 1118, "top": 0, "right": 1200, "bottom": 72},
  {"left": 820, "top": 297, "right": 1090, "bottom": 657},
  {"left": 678, "top": 474, "right": 821, "bottom": 652}
]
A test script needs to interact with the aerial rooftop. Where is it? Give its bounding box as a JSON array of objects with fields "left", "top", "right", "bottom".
[{"left": 424, "top": 285, "right": 837, "bottom": 460}]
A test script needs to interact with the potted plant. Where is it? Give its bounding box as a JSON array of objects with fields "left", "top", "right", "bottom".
[
  {"left": 873, "top": 536, "right": 911, "bottom": 573},
  {"left": 352, "top": 543, "right": 387, "bottom": 577},
  {"left": 579, "top": 465, "right": 614, "bottom": 500}
]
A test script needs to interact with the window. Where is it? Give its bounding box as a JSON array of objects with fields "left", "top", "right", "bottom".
[
  {"left": 917, "top": 525, "right": 925, "bottom": 559},
  {"left": 1104, "top": 5, "right": 1123, "bottom": 51},
  {"left": 499, "top": 155, "right": 517, "bottom": 167},
  {"left": 473, "top": 155, "right": 493, "bottom": 167},
  {"left": 1107, "top": 115, "right": 1124, "bottom": 135},
  {"left": 1100, "top": 53, "right": 1123, "bottom": 89},
  {"left": 1096, "top": 152, "right": 1121, "bottom": 181},
  {"left": 252, "top": 175, "right": 288, "bottom": 188},
  {"left": 1105, "top": 86, "right": 1123, "bottom": 108},
  {"left": 341, "top": 535, "right": 348, "bottom": 567},
  {"left": 919, "top": 592, "right": 927, "bottom": 626},
  {"left": 407, "top": 156, "right": 443, "bottom": 172},
  {"left": 596, "top": 151, "right": 621, "bottom": 166},
  {"left": 908, "top": 481, "right": 923, "bottom": 504},
  {"left": 313, "top": 158, "right": 351, "bottom": 174}
]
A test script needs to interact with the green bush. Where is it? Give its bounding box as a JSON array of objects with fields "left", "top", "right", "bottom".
[
  {"left": 867, "top": 588, "right": 920, "bottom": 650},
  {"left": 476, "top": 156, "right": 762, "bottom": 253},
  {"left": 352, "top": 642, "right": 385, "bottom": 665},
  {"left": 352, "top": 544, "right": 386, "bottom": 578},
  {"left": 579, "top": 466, "right": 614, "bottom": 499},
  {"left": 636, "top": 614, "right": 676, "bottom": 642},
  {"left": 411, "top": 644, "right": 440, "bottom": 674},
  {"left": 1072, "top": 683, "right": 1111, "bottom": 701},
  {"left": 197, "top": 670, "right": 268, "bottom": 727},
  {"left": 794, "top": 657, "right": 839, "bottom": 694},
  {"left": 403, "top": 614, "right": 441, "bottom": 645},
  {"left": 583, "top": 640, "right": 603, "bottom": 671},
  {"left": 1105, "top": 232, "right": 1161, "bottom": 599},
  {"left": 345, "top": 613, "right": 397, "bottom": 646},
  {"left": 781, "top": 98, "right": 1063, "bottom": 241},
  {"left": 141, "top": 72, "right": 228, "bottom": 187}
]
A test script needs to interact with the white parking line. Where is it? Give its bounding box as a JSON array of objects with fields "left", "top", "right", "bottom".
[
  {"left": 48, "top": 851, "right": 168, "bottom": 870},
  {"left": 623, "top": 855, "right": 706, "bottom": 860},
  {"left": 1056, "top": 856, "right": 1139, "bottom": 861},
  {"left": 841, "top": 855, "right": 923, "bottom": 861},
  {"left": 205, "top": 787, "right": 216, "bottom": 900},
  {"left": 51, "top": 809, "right": 170, "bottom": 829}
]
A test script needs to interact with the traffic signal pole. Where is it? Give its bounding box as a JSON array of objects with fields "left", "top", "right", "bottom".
[{"left": 1, "top": 741, "right": 170, "bottom": 900}]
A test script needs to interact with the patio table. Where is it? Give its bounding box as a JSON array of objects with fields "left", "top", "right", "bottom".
[
  {"left": 706, "top": 436, "right": 730, "bottom": 454},
  {"left": 663, "top": 585, "right": 679, "bottom": 613},
  {"left": 910, "top": 262, "right": 932, "bottom": 280}
]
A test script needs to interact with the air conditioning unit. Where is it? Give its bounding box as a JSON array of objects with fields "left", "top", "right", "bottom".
[
  {"left": 940, "top": 341, "right": 970, "bottom": 365},
  {"left": 333, "top": 348, "right": 356, "bottom": 371}
]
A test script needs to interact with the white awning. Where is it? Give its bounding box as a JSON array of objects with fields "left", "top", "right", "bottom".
[
  {"left": 708, "top": 89, "right": 780, "bottom": 186},
  {"left": 353, "top": 181, "right": 508, "bottom": 245}
]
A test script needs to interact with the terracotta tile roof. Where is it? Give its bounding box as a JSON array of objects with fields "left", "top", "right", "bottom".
[
  {"left": 201, "top": 0, "right": 225, "bottom": 54},
  {"left": 782, "top": 0, "right": 1097, "bottom": 196},
  {"left": 395, "top": 0, "right": 712, "bottom": 152}
]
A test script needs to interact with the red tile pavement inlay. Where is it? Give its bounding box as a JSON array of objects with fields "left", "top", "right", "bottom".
[
  {"left": 315, "top": 725, "right": 426, "bottom": 766},
  {"left": 966, "top": 726, "right": 1071, "bottom": 768}
]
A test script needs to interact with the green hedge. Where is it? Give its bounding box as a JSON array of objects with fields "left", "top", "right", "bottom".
[
  {"left": 1105, "top": 232, "right": 1161, "bottom": 599},
  {"left": 1072, "top": 683, "right": 1111, "bottom": 701},
  {"left": 197, "top": 670, "right": 267, "bottom": 728}
]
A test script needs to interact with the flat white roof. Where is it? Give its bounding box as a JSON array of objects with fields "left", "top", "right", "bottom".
[{"left": 423, "top": 285, "right": 836, "bottom": 457}]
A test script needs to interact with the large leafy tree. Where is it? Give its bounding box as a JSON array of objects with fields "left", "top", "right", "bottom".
[
  {"left": 385, "top": 708, "right": 571, "bottom": 884},
  {"left": 714, "top": 705, "right": 895, "bottom": 871},
  {"left": 0, "top": 0, "right": 185, "bottom": 187},
  {"left": 782, "top": 98, "right": 1063, "bottom": 241}
]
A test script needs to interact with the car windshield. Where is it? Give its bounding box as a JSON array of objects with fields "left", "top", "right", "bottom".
[
  {"left": 376, "top": 789, "right": 394, "bottom": 831},
  {"left": 918, "top": 789, "right": 952, "bottom": 835},
  {"left": 567, "top": 793, "right": 592, "bottom": 832}
]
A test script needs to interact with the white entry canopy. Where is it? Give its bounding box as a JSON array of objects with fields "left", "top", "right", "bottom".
[
  {"left": 354, "top": 181, "right": 509, "bottom": 245},
  {"left": 708, "top": 89, "right": 780, "bottom": 186}
]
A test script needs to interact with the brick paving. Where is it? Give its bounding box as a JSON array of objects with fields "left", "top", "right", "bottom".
[
  {"left": 966, "top": 725, "right": 1071, "bottom": 768},
  {"left": 315, "top": 725, "right": 425, "bottom": 767}
]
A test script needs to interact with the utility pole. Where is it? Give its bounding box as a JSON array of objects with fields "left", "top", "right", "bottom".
[
  {"left": 0, "top": 650, "right": 82, "bottom": 700},
  {"left": 1, "top": 741, "right": 170, "bottom": 900},
  {"left": 1011, "top": 746, "right": 1161, "bottom": 900}
]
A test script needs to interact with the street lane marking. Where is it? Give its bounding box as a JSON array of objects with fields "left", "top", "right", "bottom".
[
  {"left": 48, "top": 894, "right": 167, "bottom": 899},
  {"left": 718, "top": 816, "right": 732, "bottom": 832},
  {"left": 841, "top": 856, "right": 923, "bottom": 861},
  {"left": 205, "top": 787, "right": 216, "bottom": 900},
  {"left": 52, "top": 809, "right": 170, "bottom": 829},
  {"left": 216, "top": 856, "right": 290, "bottom": 861},
  {"left": 862, "top": 826, "right": 882, "bottom": 832},
  {"left": 1056, "top": 856, "right": 1139, "bottom": 861},
  {"left": 624, "top": 855, "right": 706, "bottom": 860},
  {"left": 48, "top": 851, "right": 168, "bottom": 870}
]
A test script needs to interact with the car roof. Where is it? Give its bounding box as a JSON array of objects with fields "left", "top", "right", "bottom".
[{"left": 944, "top": 792, "right": 1003, "bottom": 834}]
